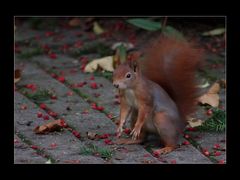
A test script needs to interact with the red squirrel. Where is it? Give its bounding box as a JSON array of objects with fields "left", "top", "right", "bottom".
[{"left": 112, "top": 36, "right": 203, "bottom": 154}]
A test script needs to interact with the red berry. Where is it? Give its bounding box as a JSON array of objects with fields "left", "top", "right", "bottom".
[
  {"left": 182, "top": 141, "right": 190, "bottom": 145},
  {"left": 170, "top": 160, "right": 177, "bottom": 164},
  {"left": 203, "top": 150, "right": 210, "bottom": 156},
  {"left": 51, "top": 95, "right": 57, "bottom": 100},
  {"left": 124, "top": 128, "right": 131, "bottom": 135},
  {"left": 77, "top": 82, "right": 87, "bottom": 87},
  {"left": 218, "top": 160, "right": 225, "bottom": 164},
  {"left": 66, "top": 91, "right": 73, "bottom": 96},
  {"left": 30, "top": 145, "right": 38, "bottom": 150},
  {"left": 49, "top": 53, "right": 57, "bottom": 59},
  {"left": 50, "top": 143, "right": 57, "bottom": 149},
  {"left": 48, "top": 111, "right": 58, "bottom": 117},
  {"left": 59, "top": 119, "right": 68, "bottom": 128},
  {"left": 72, "top": 130, "right": 81, "bottom": 138},
  {"left": 107, "top": 114, "right": 113, "bottom": 119},
  {"left": 98, "top": 134, "right": 110, "bottom": 139},
  {"left": 20, "top": 104, "right": 27, "bottom": 110},
  {"left": 184, "top": 134, "right": 190, "bottom": 139},
  {"left": 97, "top": 106, "right": 104, "bottom": 111},
  {"left": 43, "top": 115, "right": 49, "bottom": 120},
  {"left": 206, "top": 109, "right": 213, "bottom": 116},
  {"left": 214, "top": 151, "right": 221, "bottom": 156},
  {"left": 40, "top": 103, "right": 47, "bottom": 110},
  {"left": 186, "top": 127, "right": 197, "bottom": 131},
  {"left": 57, "top": 76, "right": 65, "bottom": 83},
  {"left": 37, "top": 112, "right": 43, "bottom": 118},
  {"left": 152, "top": 150, "right": 160, "bottom": 158},
  {"left": 104, "top": 139, "right": 113, "bottom": 145},
  {"left": 213, "top": 144, "right": 221, "bottom": 149},
  {"left": 90, "top": 82, "right": 98, "bottom": 89}
]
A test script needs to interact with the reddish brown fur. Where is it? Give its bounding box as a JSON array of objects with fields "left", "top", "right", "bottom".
[{"left": 140, "top": 36, "right": 203, "bottom": 120}]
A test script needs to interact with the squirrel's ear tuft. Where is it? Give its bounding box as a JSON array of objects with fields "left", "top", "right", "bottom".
[
  {"left": 133, "top": 61, "right": 138, "bottom": 72},
  {"left": 127, "top": 60, "right": 138, "bottom": 72}
]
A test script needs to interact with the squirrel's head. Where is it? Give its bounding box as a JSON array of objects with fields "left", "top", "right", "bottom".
[{"left": 112, "top": 60, "right": 139, "bottom": 90}]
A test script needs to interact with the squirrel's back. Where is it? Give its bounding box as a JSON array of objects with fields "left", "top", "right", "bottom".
[{"left": 140, "top": 36, "right": 203, "bottom": 120}]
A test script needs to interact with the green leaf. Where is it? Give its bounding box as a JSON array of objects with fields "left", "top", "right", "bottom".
[
  {"left": 202, "top": 28, "right": 225, "bottom": 36},
  {"left": 127, "top": 18, "right": 162, "bottom": 31},
  {"left": 162, "top": 26, "right": 185, "bottom": 40}
]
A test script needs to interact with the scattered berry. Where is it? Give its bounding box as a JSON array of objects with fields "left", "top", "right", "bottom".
[
  {"left": 40, "top": 103, "right": 47, "bottom": 110},
  {"left": 37, "top": 112, "right": 43, "bottom": 118}
]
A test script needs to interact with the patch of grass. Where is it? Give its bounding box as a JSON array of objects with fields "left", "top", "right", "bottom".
[
  {"left": 197, "top": 107, "right": 226, "bottom": 132},
  {"left": 80, "top": 143, "right": 113, "bottom": 160},
  {"left": 17, "top": 47, "right": 44, "bottom": 59},
  {"left": 19, "top": 88, "right": 55, "bottom": 103}
]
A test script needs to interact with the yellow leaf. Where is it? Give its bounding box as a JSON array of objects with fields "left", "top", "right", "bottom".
[
  {"left": 198, "top": 82, "right": 220, "bottom": 107},
  {"left": 187, "top": 117, "right": 203, "bottom": 127},
  {"left": 93, "top": 22, "right": 104, "bottom": 35},
  {"left": 14, "top": 69, "right": 21, "bottom": 84},
  {"left": 84, "top": 56, "right": 114, "bottom": 72}
]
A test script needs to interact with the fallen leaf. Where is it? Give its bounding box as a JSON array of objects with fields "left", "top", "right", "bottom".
[
  {"left": 197, "top": 81, "right": 210, "bottom": 88},
  {"left": 45, "top": 159, "right": 52, "bottom": 164},
  {"left": 111, "top": 42, "right": 134, "bottom": 50},
  {"left": 198, "top": 82, "right": 220, "bottom": 107},
  {"left": 218, "top": 79, "right": 226, "bottom": 88},
  {"left": 84, "top": 56, "right": 114, "bottom": 73},
  {"left": 202, "top": 28, "right": 225, "bottom": 36},
  {"left": 34, "top": 119, "right": 64, "bottom": 134},
  {"left": 187, "top": 117, "right": 203, "bottom": 127},
  {"left": 93, "top": 22, "right": 104, "bottom": 35},
  {"left": 69, "top": 18, "right": 81, "bottom": 27},
  {"left": 86, "top": 131, "right": 97, "bottom": 140},
  {"left": 14, "top": 69, "right": 21, "bottom": 84}
]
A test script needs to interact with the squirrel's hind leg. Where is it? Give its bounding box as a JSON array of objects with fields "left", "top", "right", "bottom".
[{"left": 152, "top": 112, "right": 178, "bottom": 154}]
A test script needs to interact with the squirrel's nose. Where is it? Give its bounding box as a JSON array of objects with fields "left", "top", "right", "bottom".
[{"left": 113, "top": 84, "right": 119, "bottom": 88}]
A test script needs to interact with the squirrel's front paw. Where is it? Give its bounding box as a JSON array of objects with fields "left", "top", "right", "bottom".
[
  {"left": 116, "top": 126, "right": 123, "bottom": 138},
  {"left": 130, "top": 126, "right": 141, "bottom": 140}
]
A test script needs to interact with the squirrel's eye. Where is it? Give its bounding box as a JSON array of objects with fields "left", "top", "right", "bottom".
[{"left": 126, "top": 73, "right": 131, "bottom": 78}]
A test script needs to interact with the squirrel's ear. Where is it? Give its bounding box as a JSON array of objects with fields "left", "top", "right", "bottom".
[{"left": 127, "top": 60, "right": 138, "bottom": 72}]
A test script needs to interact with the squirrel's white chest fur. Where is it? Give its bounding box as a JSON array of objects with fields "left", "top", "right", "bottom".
[{"left": 124, "top": 89, "right": 138, "bottom": 108}]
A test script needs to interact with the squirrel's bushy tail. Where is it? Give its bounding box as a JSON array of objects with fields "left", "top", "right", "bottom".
[{"left": 141, "top": 36, "right": 203, "bottom": 120}]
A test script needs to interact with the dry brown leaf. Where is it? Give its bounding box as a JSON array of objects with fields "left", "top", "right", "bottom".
[
  {"left": 198, "top": 82, "right": 220, "bottom": 107},
  {"left": 187, "top": 117, "right": 203, "bottom": 127},
  {"left": 86, "top": 131, "right": 97, "bottom": 140},
  {"left": 14, "top": 69, "right": 21, "bottom": 84},
  {"left": 34, "top": 120, "right": 64, "bottom": 134},
  {"left": 218, "top": 79, "right": 226, "bottom": 88},
  {"left": 69, "top": 18, "right": 81, "bottom": 27},
  {"left": 84, "top": 56, "right": 114, "bottom": 72}
]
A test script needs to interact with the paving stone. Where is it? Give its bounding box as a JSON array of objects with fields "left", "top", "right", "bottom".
[{"left": 14, "top": 135, "right": 48, "bottom": 164}]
